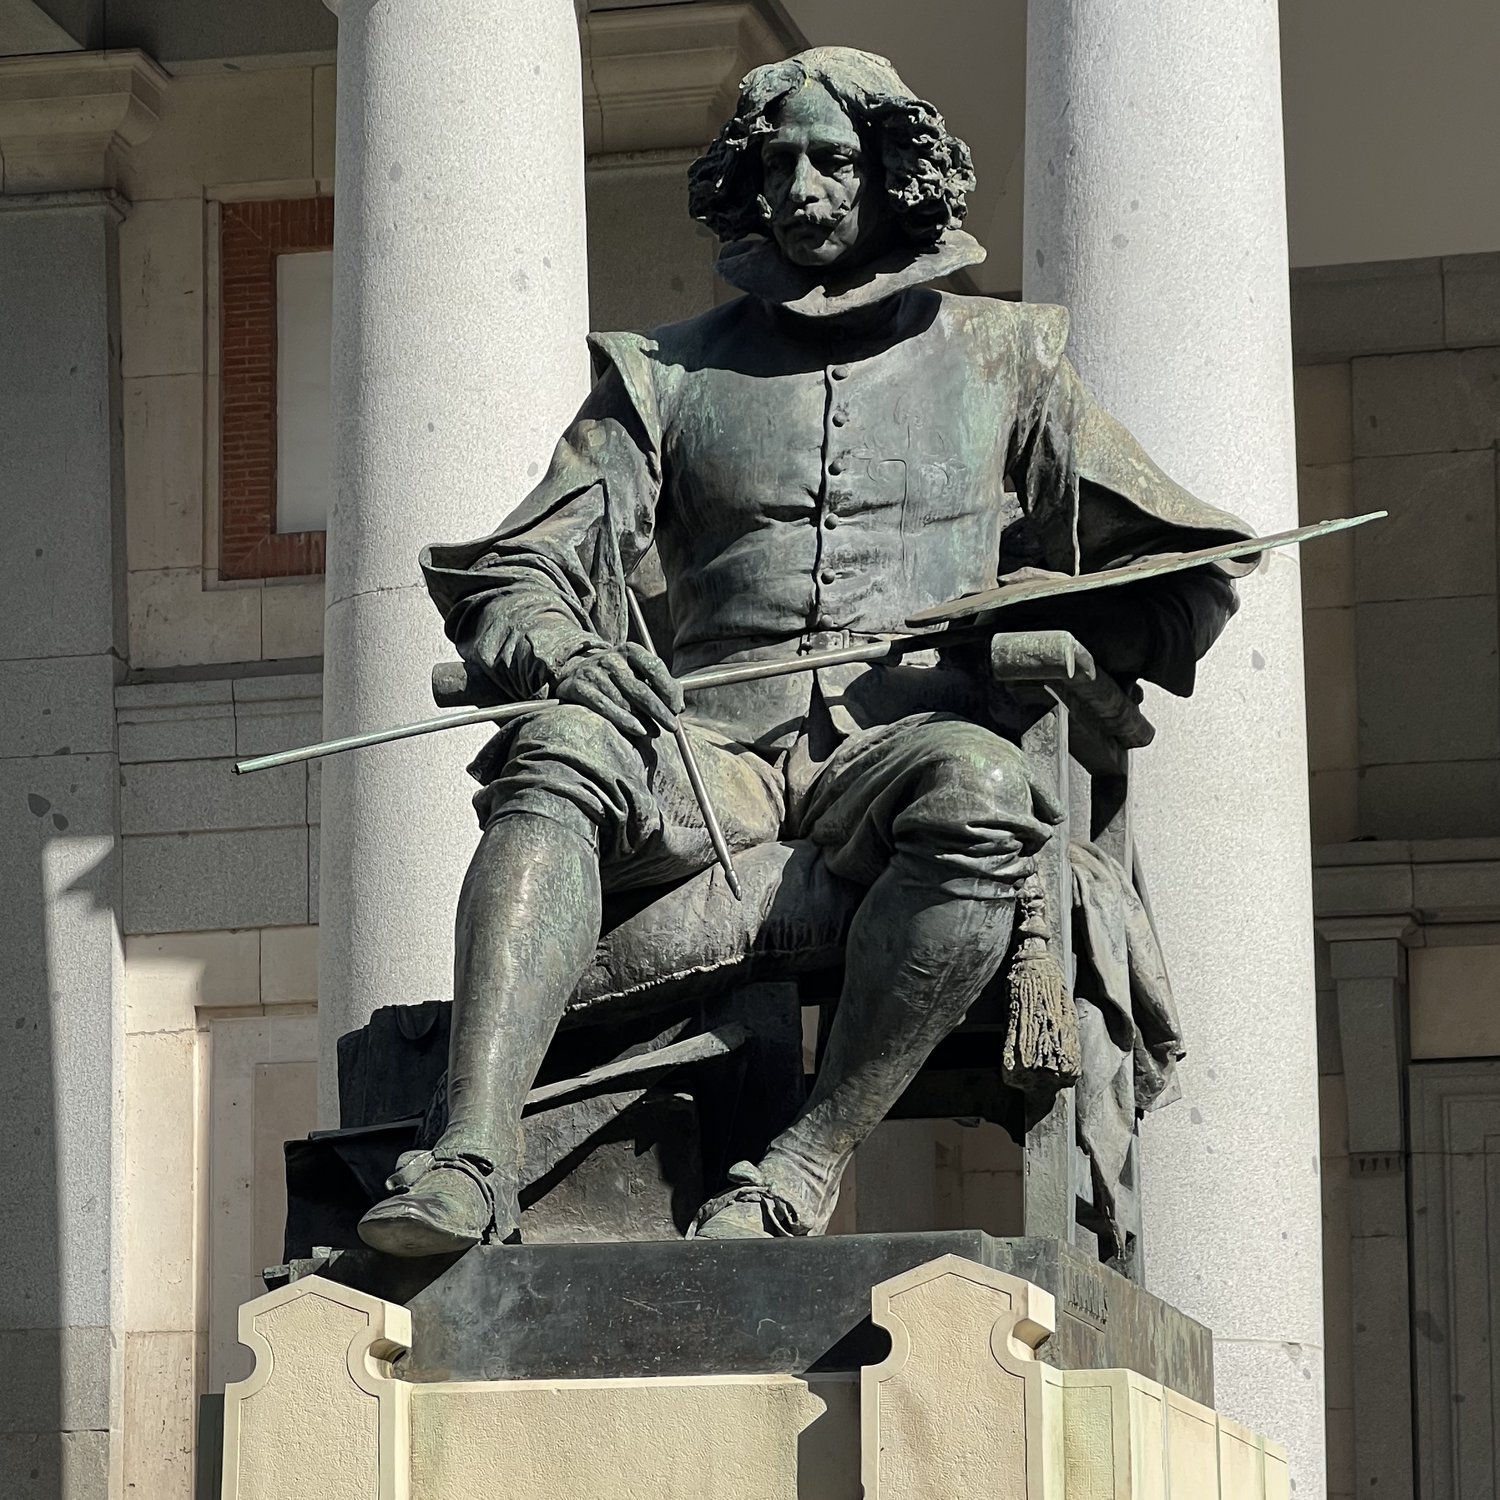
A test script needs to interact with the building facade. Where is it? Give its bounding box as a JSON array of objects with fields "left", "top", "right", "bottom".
[{"left": 0, "top": 0, "right": 1497, "bottom": 1496}]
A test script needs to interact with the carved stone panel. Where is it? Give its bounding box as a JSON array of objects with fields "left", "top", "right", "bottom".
[{"left": 1410, "top": 1061, "right": 1500, "bottom": 1499}]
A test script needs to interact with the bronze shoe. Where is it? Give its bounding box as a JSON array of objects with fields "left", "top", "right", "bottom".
[
  {"left": 357, "top": 1151, "right": 497, "bottom": 1258},
  {"left": 688, "top": 1160, "right": 804, "bottom": 1240}
]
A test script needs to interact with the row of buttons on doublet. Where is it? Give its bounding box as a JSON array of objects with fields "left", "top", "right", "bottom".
[{"left": 817, "top": 363, "right": 853, "bottom": 590}]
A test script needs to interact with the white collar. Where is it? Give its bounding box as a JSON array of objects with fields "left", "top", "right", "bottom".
[{"left": 714, "top": 230, "right": 987, "bottom": 317}]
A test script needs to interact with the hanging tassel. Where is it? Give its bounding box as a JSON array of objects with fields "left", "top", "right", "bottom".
[{"left": 1003, "top": 872, "right": 1082, "bottom": 1094}]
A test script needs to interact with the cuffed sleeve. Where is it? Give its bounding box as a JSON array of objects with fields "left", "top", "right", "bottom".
[
  {"left": 1047, "top": 566, "right": 1240, "bottom": 696},
  {"left": 419, "top": 332, "right": 666, "bottom": 702}
]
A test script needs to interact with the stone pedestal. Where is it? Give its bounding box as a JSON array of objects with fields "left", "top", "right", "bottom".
[
  {"left": 222, "top": 1257, "right": 1289, "bottom": 1500},
  {"left": 277, "top": 1233, "right": 1213, "bottom": 1403}
]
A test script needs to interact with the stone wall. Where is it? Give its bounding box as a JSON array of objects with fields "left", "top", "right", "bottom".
[
  {"left": 113, "top": 71, "right": 337, "bottom": 1500},
  {"left": 1279, "top": 0, "right": 1500, "bottom": 268},
  {"left": 1296, "top": 253, "right": 1500, "bottom": 844},
  {"left": 1312, "top": 935, "right": 1355, "bottom": 1500},
  {"left": 826, "top": 1119, "right": 1024, "bottom": 1237},
  {"left": 1312, "top": 842, "right": 1500, "bottom": 1498},
  {"left": 1298, "top": 255, "right": 1500, "bottom": 1500},
  {"left": 1291, "top": 253, "right": 1500, "bottom": 1500},
  {"left": 119, "top": 59, "right": 334, "bottom": 671},
  {"left": 117, "top": 672, "right": 321, "bottom": 934},
  {"left": 121, "top": 924, "right": 319, "bottom": 1495},
  {"left": 0, "top": 189, "right": 127, "bottom": 1500}
]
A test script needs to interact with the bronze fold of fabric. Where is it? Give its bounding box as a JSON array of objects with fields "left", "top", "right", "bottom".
[{"left": 1068, "top": 838, "right": 1185, "bottom": 1242}]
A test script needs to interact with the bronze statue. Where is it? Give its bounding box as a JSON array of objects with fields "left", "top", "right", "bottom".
[{"left": 356, "top": 46, "right": 1250, "bottom": 1258}]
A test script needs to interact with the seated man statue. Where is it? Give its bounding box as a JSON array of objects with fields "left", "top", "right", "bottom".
[{"left": 357, "top": 46, "right": 1249, "bottom": 1258}]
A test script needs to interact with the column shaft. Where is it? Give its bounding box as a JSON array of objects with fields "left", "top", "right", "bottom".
[
  {"left": 319, "top": 0, "right": 591, "bottom": 1121},
  {"left": 1023, "top": 2, "right": 1324, "bottom": 1490}
]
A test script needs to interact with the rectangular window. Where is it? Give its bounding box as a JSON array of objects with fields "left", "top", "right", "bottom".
[
  {"left": 275, "top": 250, "right": 334, "bottom": 535},
  {"left": 219, "top": 197, "right": 333, "bottom": 580}
]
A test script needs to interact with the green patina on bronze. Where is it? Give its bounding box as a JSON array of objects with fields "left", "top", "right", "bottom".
[
  {"left": 336, "top": 45, "right": 1326, "bottom": 1265},
  {"left": 235, "top": 514, "right": 1378, "bottom": 776}
]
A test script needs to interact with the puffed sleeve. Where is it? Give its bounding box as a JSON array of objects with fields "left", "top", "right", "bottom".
[{"left": 419, "top": 331, "right": 665, "bottom": 702}]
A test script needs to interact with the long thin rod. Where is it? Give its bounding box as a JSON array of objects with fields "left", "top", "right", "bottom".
[
  {"left": 233, "top": 640, "right": 896, "bottom": 775},
  {"left": 235, "top": 510, "right": 1384, "bottom": 777},
  {"left": 623, "top": 588, "right": 744, "bottom": 902},
  {"left": 905, "top": 510, "right": 1384, "bottom": 623}
]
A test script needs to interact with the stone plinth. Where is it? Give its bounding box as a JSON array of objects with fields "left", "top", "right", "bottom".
[
  {"left": 276, "top": 1232, "right": 1212, "bottom": 1404},
  {"left": 223, "top": 1258, "right": 1288, "bottom": 1500}
]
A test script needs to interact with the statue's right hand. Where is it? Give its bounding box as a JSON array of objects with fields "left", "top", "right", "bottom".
[{"left": 554, "top": 644, "right": 685, "bottom": 738}]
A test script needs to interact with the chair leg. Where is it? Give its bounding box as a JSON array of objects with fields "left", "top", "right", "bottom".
[{"left": 695, "top": 982, "right": 805, "bottom": 1188}]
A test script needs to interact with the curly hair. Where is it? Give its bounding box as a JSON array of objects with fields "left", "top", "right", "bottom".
[{"left": 688, "top": 47, "right": 976, "bottom": 247}]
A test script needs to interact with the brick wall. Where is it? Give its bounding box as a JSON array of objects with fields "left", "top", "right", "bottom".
[{"left": 219, "top": 196, "right": 333, "bottom": 581}]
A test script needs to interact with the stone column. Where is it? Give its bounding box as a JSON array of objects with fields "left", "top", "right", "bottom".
[
  {"left": 1023, "top": 3, "right": 1324, "bottom": 1493},
  {"left": 0, "top": 49, "right": 165, "bottom": 1499},
  {"left": 319, "top": 0, "right": 591, "bottom": 1121}
]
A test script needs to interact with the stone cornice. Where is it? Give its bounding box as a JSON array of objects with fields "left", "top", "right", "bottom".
[
  {"left": 1313, "top": 835, "right": 1500, "bottom": 929},
  {"left": 0, "top": 186, "right": 127, "bottom": 218},
  {"left": 581, "top": 0, "right": 801, "bottom": 155},
  {"left": 0, "top": 49, "right": 168, "bottom": 195}
]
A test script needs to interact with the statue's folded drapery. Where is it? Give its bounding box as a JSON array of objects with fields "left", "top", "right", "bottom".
[{"left": 1069, "top": 839, "right": 1186, "bottom": 1239}]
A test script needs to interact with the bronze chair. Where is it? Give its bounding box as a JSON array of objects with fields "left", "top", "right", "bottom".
[{"left": 306, "top": 606, "right": 1159, "bottom": 1282}]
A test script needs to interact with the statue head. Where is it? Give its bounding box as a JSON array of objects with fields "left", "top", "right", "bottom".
[{"left": 689, "top": 47, "right": 976, "bottom": 273}]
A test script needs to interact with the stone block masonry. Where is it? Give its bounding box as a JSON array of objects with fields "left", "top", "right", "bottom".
[
  {"left": 219, "top": 1260, "right": 1289, "bottom": 1500},
  {"left": 0, "top": 48, "right": 171, "bottom": 1496},
  {"left": 116, "top": 672, "right": 323, "bottom": 932},
  {"left": 1294, "top": 251, "right": 1500, "bottom": 843},
  {"left": 114, "top": 60, "right": 334, "bottom": 673}
]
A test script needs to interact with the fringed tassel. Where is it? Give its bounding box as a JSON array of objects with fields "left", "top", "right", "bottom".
[{"left": 1003, "top": 872, "right": 1082, "bottom": 1094}]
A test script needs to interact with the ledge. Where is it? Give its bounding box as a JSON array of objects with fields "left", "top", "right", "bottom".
[
  {"left": 116, "top": 666, "right": 322, "bottom": 766},
  {"left": 0, "top": 48, "right": 169, "bottom": 194},
  {"left": 581, "top": 0, "right": 802, "bottom": 155},
  {"left": 1313, "top": 836, "right": 1500, "bottom": 928}
]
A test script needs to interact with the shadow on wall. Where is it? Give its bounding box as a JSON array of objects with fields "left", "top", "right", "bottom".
[
  {"left": 5, "top": 794, "right": 113, "bottom": 1494},
  {"left": 0, "top": 185, "right": 133, "bottom": 1496}
]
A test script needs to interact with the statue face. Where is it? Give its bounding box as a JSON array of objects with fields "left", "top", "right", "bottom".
[{"left": 760, "top": 81, "right": 885, "bottom": 269}]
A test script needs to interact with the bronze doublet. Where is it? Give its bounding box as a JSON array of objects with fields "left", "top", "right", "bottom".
[
  {"left": 651, "top": 291, "right": 1015, "bottom": 669},
  {"left": 420, "top": 279, "right": 1248, "bottom": 753}
]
